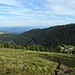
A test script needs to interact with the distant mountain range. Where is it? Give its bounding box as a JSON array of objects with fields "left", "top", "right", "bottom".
[
  {"left": 0, "top": 26, "right": 46, "bottom": 33},
  {"left": 13, "top": 23, "right": 75, "bottom": 48}
]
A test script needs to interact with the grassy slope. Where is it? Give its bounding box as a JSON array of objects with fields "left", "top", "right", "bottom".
[{"left": 0, "top": 48, "right": 75, "bottom": 75}]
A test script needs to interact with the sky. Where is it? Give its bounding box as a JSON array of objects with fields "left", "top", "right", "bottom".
[{"left": 0, "top": 0, "right": 75, "bottom": 27}]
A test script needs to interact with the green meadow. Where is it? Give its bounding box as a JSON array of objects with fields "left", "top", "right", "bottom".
[{"left": 0, "top": 48, "right": 75, "bottom": 75}]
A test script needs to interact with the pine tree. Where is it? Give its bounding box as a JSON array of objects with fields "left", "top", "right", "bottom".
[
  {"left": 55, "top": 45, "right": 62, "bottom": 53},
  {"left": 3, "top": 42, "right": 10, "bottom": 48}
]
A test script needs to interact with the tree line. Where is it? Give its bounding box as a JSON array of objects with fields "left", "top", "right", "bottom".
[{"left": 0, "top": 42, "right": 75, "bottom": 54}]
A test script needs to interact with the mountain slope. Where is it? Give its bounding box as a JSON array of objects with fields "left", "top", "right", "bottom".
[{"left": 13, "top": 23, "right": 75, "bottom": 47}]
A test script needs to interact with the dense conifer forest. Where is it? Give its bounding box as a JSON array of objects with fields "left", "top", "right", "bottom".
[{"left": 13, "top": 24, "right": 75, "bottom": 47}]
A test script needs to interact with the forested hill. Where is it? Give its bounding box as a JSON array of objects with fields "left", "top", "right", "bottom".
[{"left": 13, "top": 23, "right": 75, "bottom": 48}]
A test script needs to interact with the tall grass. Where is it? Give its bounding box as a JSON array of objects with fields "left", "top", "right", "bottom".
[{"left": 0, "top": 48, "right": 75, "bottom": 75}]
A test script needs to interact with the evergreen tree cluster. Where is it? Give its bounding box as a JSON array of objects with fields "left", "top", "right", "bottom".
[
  {"left": 0, "top": 42, "right": 52, "bottom": 52},
  {"left": 0, "top": 42, "right": 75, "bottom": 54}
]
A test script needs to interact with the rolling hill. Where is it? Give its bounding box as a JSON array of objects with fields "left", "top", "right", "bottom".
[
  {"left": 13, "top": 23, "right": 75, "bottom": 48},
  {"left": 0, "top": 34, "right": 18, "bottom": 44}
]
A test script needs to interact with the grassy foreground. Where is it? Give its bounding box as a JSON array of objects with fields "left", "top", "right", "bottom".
[{"left": 0, "top": 48, "right": 75, "bottom": 75}]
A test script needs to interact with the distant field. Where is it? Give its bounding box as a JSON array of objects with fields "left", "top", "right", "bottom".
[
  {"left": 0, "top": 32, "right": 5, "bottom": 34},
  {"left": 0, "top": 48, "right": 75, "bottom": 75}
]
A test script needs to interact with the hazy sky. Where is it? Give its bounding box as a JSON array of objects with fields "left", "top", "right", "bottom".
[{"left": 0, "top": 0, "right": 75, "bottom": 27}]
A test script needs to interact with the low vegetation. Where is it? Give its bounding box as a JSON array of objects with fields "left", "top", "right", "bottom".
[{"left": 0, "top": 48, "right": 75, "bottom": 75}]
